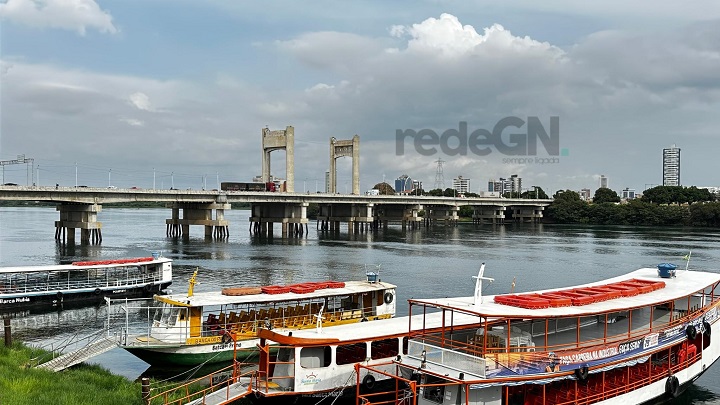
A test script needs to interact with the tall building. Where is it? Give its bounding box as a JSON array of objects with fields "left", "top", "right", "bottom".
[
  {"left": 510, "top": 174, "right": 522, "bottom": 194},
  {"left": 453, "top": 176, "right": 470, "bottom": 194},
  {"left": 579, "top": 188, "right": 592, "bottom": 201},
  {"left": 395, "top": 175, "right": 414, "bottom": 194},
  {"left": 599, "top": 175, "right": 608, "bottom": 189},
  {"left": 663, "top": 144, "right": 681, "bottom": 186},
  {"left": 489, "top": 176, "right": 522, "bottom": 195}
]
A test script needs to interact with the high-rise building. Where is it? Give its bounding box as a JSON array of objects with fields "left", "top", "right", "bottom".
[
  {"left": 663, "top": 144, "right": 681, "bottom": 186},
  {"left": 395, "top": 175, "right": 414, "bottom": 194},
  {"left": 579, "top": 188, "right": 592, "bottom": 201},
  {"left": 453, "top": 176, "right": 471, "bottom": 194},
  {"left": 599, "top": 175, "right": 608, "bottom": 189},
  {"left": 510, "top": 174, "right": 522, "bottom": 194}
]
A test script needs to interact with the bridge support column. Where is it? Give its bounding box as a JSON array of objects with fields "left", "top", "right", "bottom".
[
  {"left": 250, "top": 202, "right": 308, "bottom": 238},
  {"left": 55, "top": 203, "right": 102, "bottom": 245},
  {"left": 316, "top": 203, "right": 374, "bottom": 234},
  {"left": 509, "top": 206, "right": 545, "bottom": 223},
  {"left": 424, "top": 205, "right": 460, "bottom": 226},
  {"left": 472, "top": 205, "right": 506, "bottom": 224},
  {"left": 165, "top": 202, "right": 230, "bottom": 239}
]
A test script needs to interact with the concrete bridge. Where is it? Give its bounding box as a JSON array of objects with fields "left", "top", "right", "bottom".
[{"left": 0, "top": 185, "right": 552, "bottom": 243}]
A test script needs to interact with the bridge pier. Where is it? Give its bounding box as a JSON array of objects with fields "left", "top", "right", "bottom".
[
  {"left": 249, "top": 202, "right": 308, "bottom": 238},
  {"left": 471, "top": 205, "right": 507, "bottom": 224},
  {"left": 509, "top": 206, "right": 545, "bottom": 223},
  {"left": 376, "top": 204, "right": 423, "bottom": 230},
  {"left": 55, "top": 203, "right": 102, "bottom": 245},
  {"left": 165, "top": 202, "right": 230, "bottom": 239},
  {"left": 317, "top": 203, "right": 374, "bottom": 234},
  {"left": 423, "top": 205, "right": 460, "bottom": 227}
]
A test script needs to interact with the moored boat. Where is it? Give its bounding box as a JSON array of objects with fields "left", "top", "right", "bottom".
[
  {"left": 0, "top": 255, "right": 172, "bottom": 315},
  {"left": 108, "top": 272, "right": 397, "bottom": 366},
  {"left": 356, "top": 262, "right": 720, "bottom": 405}
]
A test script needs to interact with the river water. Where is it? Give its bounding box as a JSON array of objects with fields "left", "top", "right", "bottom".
[{"left": 1, "top": 206, "right": 719, "bottom": 403}]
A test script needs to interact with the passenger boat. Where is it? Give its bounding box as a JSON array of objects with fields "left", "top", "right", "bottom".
[
  {"left": 0, "top": 255, "right": 172, "bottom": 315},
  {"left": 109, "top": 272, "right": 397, "bottom": 366},
  {"left": 356, "top": 262, "right": 720, "bottom": 405}
]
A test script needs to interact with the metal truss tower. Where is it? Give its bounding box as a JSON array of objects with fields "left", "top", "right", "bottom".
[{"left": 434, "top": 158, "right": 445, "bottom": 190}]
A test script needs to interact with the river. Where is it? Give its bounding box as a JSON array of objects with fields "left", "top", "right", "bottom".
[{"left": 1, "top": 206, "right": 719, "bottom": 403}]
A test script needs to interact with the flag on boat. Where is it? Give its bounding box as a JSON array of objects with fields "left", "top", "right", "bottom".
[{"left": 683, "top": 253, "right": 690, "bottom": 261}]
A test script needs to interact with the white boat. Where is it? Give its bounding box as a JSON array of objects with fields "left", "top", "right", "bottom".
[
  {"left": 356, "top": 262, "right": 720, "bottom": 405},
  {"left": 109, "top": 272, "right": 397, "bottom": 366},
  {"left": 0, "top": 255, "right": 172, "bottom": 315}
]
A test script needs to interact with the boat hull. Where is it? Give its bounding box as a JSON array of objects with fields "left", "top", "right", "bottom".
[
  {"left": 124, "top": 338, "right": 274, "bottom": 366},
  {"left": 0, "top": 282, "right": 171, "bottom": 317}
]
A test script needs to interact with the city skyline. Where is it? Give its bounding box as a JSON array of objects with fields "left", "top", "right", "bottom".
[{"left": 2, "top": 2, "right": 719, "bottom": 193}]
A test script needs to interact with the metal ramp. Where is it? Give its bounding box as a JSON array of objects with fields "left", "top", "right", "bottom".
[
  {"left": 185, "top": 379, "right": 252, "bottom": 405},
  {"left": 36, "top": 338, "right": 117, "bottom": 372}
]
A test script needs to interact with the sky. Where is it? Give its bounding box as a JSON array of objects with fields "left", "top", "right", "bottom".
[{"left": 1, "top": 0, "right": 719, "bottom": 194}]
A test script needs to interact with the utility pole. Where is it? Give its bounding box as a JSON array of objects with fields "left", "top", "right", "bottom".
[
  {"left": 108, "top": 169, "right": 112, "bottom": 187},
  {"left": 75, "top": 162, "right": 78, "bottom": 187},
  {"left": 153, "top": 168, "right": 156, "bottom": 190}
]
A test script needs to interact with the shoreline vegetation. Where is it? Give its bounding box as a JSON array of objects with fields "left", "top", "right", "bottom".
[
  {"left": 1, "top": 186, "right": 717, "bottom": 227},
  {"left": 0, "top": 342, "right": 236, "bottom": 405}
]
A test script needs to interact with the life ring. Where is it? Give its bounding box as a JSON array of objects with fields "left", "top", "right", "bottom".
[
  {"left": 222, "top": 334, "right": 232, "bottom": 344},
  {"left": 56, "top": 291, "right": 63, "bottom": 299},
  {"left": 144, "top": 284, "right": 154, "bottom": 293},
  {"left": 686, "top": 324, "right": 697, "bottom": 340},
  {"left": 384, "top": 291, "right": 394, "bottom": 305},
  {"left": 574, "top": 365, "right": 589, "bottom": 381},
  {"left": 703, "top": 320, "right": 712, "bottom": 338},
  {"left": 362, "top": 374, "right": 376, "bottom": 391},
  {"left": 94, "top": 288, "right": 102, "bottom": 295},
  {"left": 665, "top": 375, "right": 680, "bottom": 398}
]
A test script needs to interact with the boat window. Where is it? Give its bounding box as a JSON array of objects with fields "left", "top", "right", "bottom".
[
  {"left": 402, "top": 337, "right": 409, "bottom": 354},
  {"left": 371, "top": 338, "right": 399, "bottom": 359},
  {"left": 579, "top": 315, "right": 602, "bottom": 346},
  {"left": 336, "top": 342, "right": 367, "bottom": 365},
  {"left": 299, "top": 346, "right": 331, "bottom": 368},
  {"left": 159, "top": 306, "right": 181, "bottom": 326}
]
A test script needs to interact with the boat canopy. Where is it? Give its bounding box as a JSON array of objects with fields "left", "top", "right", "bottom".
[
  {"left": 409, "top": 268, "right": 720, "bottom": 318},
  {"left": 155, "top": 280, "right": 397, "bottom": 307},
  {"left": 0, "top": 257, "right": 172, "bottom": 274}
]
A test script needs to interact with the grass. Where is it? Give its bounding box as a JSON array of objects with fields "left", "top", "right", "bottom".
[{"left": 0, "top": 343, "right": 226, "bottom": 405}]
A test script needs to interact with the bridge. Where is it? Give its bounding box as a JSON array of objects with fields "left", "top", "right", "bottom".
[{"left": 0, "top": 185, "right": 551, "bottom": 244}]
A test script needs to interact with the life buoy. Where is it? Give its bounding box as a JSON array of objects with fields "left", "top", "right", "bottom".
[
  {"left": 144, "top": 284, "right": 153, "bottom": 293},
  {"left": 94, "top": 288, "right": 102, "bottom": 295},
  {"left": 703, "top": 320, "right": 712, "bottom": 338},
  {"left": 686, "top": 324, "right": 697, "bottom": 340},
  {"left": 665, "top": 375, "right": 680, "bottom": 398},
  {"left": 574, "top": 366, "right": 589, "bottom": 381},
  {"left": 362, "top": 374, "right": 376, "bottom": 391},
  {"left": 56, "top": 291, "right": 63, "bottom": 299},
  {"left": 384, "top": 291, "right": 394, "bottom": 305}
]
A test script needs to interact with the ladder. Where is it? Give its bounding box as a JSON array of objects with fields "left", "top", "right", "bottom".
[{"left": 36, "top": 338, "right": 117, "bottom": 372}]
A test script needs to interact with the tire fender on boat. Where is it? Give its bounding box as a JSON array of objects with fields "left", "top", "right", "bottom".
[
  {"left": 686, "top": 324, "right": 697, "bottom": 340},
  {"left": 703, "top": 320, "right": 712, "bottom": 338},
  {"left": 362, "top": 374, "right": 376, "bottom": 391},
  {"left": 56, "top": 291, "right": 63, "bottom": 300},
  {"left": 94, "top": 288, "right": 102, "bottom": 295},
  {"left": 665, "top": 375, "right": 680, "bottom": 398},
  {"left": 384, "top": 291, "right": 394, "bottom": 305},
  {"left": 574, "top": 365, "right": 589, "bottom": 382},
  {"left": 144, "top": 284, "right": 153, "bottom": 293}
]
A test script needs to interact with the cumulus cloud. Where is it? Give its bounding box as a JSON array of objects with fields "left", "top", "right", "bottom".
[
  {"left": 129, "top": 92, "right": 152, "bottom": 111},
  {"left": 0, "top": 0, "right": 117, "bottom": 35}
]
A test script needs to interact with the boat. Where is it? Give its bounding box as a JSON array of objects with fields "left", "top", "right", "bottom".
[
  {"left": 0, "top": 255, "right": 172, "bottom": 315},
  {"left": 354, "top": 262, "right": 720, "bottom": 405},
  {"left": 108, "top": 272, "right": 397, "bottom": 366}
]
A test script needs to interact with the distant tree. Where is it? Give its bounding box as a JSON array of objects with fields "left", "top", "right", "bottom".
[
  {"left": 373, "top": 182, "right": 395, "bottom": 195},
  {"left": 642, "top": 185, "right": 715, "bottom": 204},
  {"left": 553, "top": 190, "right": 582, "bottom": 202},
  {"left": 546, "top": 190, "right": 588, "bottom": 223},
  {"left": 520, "top": 187, "right": 549, "bottom": 199},
  {"left": 426, "top": 188, "right": 444, "bottom": 196},
  {"left": 443, "top": 188, "right": 456, "bottom": 197},
  {"left": 593, "top": 188, "right": 620, "bottom": 204}
]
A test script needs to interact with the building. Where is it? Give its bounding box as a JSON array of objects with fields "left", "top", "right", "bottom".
[
  {"left": 599, "top": 175, "right": 608, "bottom": 189},
  {"left": 489, "top": 175, "right": 522, "bottom": 195},
  {"left": 579, "top": 188, "right": 592, "bottom": 201},
  {"left": 395, "top": 175, "right": 414, "bottom": 194},
  {"left": 621, "top": 187, "right": 636, "bottom": 200},
  {"left": 510, "top": 174, "right": 522, "bottom": 194},
  {"left": 452, "top": 176, "right": 471, "bottom": 194},
  {"left": 412, "top": 180, "right": 423, "bottom": 192},
  {"left": 663, "top": 144, "right": 681, "bottom": 186}
]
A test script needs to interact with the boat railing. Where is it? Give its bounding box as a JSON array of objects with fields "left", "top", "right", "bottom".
[
  {"left": 407, "top": 340, "right": 486, "bottom": 378},
  {"left": 105, "top": 298, "right": 187, "bottom": 346},
  {"left": 2, "top": 272, "right": 165, "bottom": 295}
]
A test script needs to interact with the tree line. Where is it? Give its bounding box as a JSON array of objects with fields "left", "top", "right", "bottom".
[{"left": 547, "top": 186, "right": 719, "bottom": 227}]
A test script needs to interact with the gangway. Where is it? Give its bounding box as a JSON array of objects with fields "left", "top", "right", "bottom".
[
  {"left": 148, "top": 363, "right": 255, "bottom": 405},
  {"left": 35, "top": 337, "right": 117, "bottom": 372},
  {"left": 184, "top": 380, "right": 252, "bottom": 405}
]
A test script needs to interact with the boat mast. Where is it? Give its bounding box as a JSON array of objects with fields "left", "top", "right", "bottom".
[{"left": 472, "top": 263, "right": 494, "bottom": 305}]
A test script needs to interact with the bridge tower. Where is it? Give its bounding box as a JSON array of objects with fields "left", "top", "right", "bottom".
[
  {"left": 328, "top": 135, "right": 360, "bottom": 195},
  {"left": 261, "top": 126, "right": 295, "bottom": 192}
]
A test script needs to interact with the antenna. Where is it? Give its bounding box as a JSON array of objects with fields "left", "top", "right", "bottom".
[
  {"left": 434, "top": 158, "right": 445, "bottom": 190},
  {"left": 472, "top": 263, "right": 494, "bottom": 305}
]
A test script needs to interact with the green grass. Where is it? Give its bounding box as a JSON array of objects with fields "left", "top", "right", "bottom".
[{"left": 0, "top": 343, "right": 225, "bottom": 405}]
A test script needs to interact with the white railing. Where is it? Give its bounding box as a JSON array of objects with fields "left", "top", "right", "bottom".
[{"left": 407, "top": 340, "right": 486, "bottom": 378}]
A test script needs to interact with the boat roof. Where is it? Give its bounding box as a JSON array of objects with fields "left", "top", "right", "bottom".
[
  {"left": 263, "top": 310, "right": 482, "bottom": 345},
  {"left": 0, "top": 257, "right": 172, "bottom": 274},
  {"left": 410, "top": 268, "right": 720, "bottom": 318},
  {"left": 157, "top": 280, "right": 397, "bottom": 307}
]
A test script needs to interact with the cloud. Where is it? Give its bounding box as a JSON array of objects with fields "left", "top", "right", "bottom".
[
  {"left": 129, "top": 92, "right": 152, "bottom": 111},
  {"left": 0, "top": 0, "right": 117, "bottom": 35}
]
